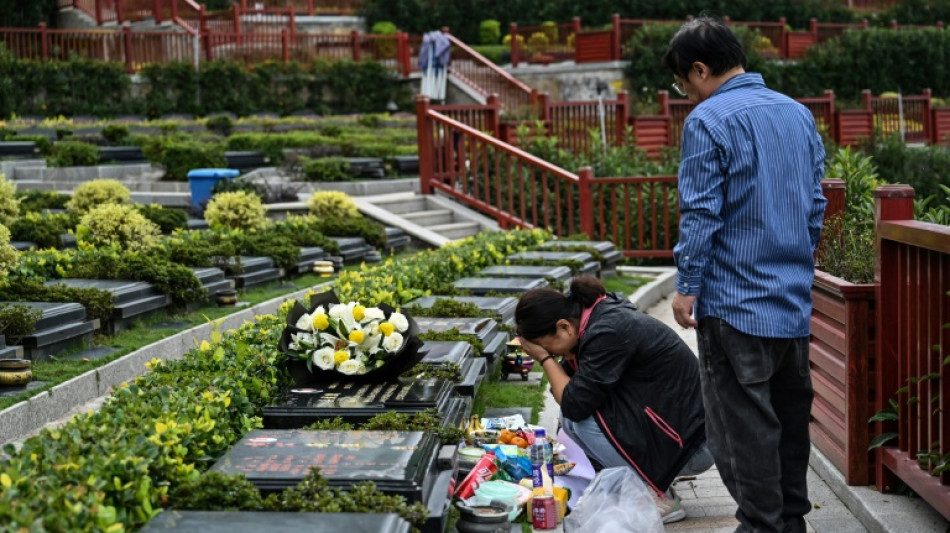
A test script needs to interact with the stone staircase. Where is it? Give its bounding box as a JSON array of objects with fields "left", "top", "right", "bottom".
[{"left": 354, "top": 192, "right": 500, "bottom": 247}]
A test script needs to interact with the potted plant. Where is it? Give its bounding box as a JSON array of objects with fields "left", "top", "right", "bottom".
[{"left": 811, "top": 147, "right": 881, "bottom": 485}]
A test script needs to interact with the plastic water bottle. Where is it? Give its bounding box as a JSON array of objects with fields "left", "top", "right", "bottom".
[
  {"left": 530, "top": 429, "right": 547, "bottom": 488},
  {"left": 536, "top": 428, "right": 555, "bottom": 479}
]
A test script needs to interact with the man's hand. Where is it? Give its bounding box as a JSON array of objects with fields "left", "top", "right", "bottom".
[
  {"left": 518, "top": 337, "right": 550, "bottom": 363},
  {"left": 672, "top": 292, "right": 698, "bottom": 329}
]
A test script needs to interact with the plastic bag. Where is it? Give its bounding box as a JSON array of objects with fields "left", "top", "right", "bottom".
[{"left": 564, "top": 467, "right": 664, "bottom": 533}]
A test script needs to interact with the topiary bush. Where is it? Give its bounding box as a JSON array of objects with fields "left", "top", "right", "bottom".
[
  {"left": 48, "top": 140, "right": 100, "bottom": 167},
  {"left": 136, "top": 204, "right": 188, "bottom": 234},
  {"left": 0, "top": 224, "right": 18, "bottom": 281},
  {"left": 8, "top": 211, "right": 75, "bottom": 249},
  {"left": 76, "top": 203, "right": 161, "bottom": 253},
  {"left": 0, "top": 173, "right": 20, "bottom": 226},
  {"left": 300, "top": 156, "right": 350, "bottom": 181},
  {"left": 15, "top": 190, "right": 70, "bottom": 213},
  {"left": 101, "top": 124, "right": 130, "bottom": 144},
  {"left": 65, "top": 179, "right": 131, "bottom": 213},
  {"left": 204, "top": 190, "right": 269, "bottom": 231},
  {"left": 307, "top": 190, "right": 360, "bottom": 219},
  {"left": 480, "top": 19, "right": 501, "bottom": 45}
]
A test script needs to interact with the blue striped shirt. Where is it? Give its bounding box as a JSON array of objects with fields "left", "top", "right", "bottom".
[{"left": 674, "top": 73, "right": 827, "bottom": 338}]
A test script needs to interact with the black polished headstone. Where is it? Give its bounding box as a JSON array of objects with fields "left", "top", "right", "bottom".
[
  {"left": 405, "top": 295, "right": 518, "bottom": 325},
  {"left": 505, "top": 250, "right": 600, "bottom": 277},
  {"left": 537, "top": 239, "right": 623, "bottom": 270},
  {"left": 329, "top": 237, "right": 374, "bottom": 264},
  {"left": 417, "top": 341, "right": 486, "bottom": 397},
  {"left": 220, "top": 256, "right": 283, "bottom": 289},
  {"left": 384, "top": 227, "right": 411, "bottom": 253},
  {"left": 295, "top": 246, "right": 329, "bottom": 275},
  {"left": 477, "top": 265, "right": 572, "bottom": 283},
  {"left": 10, "top": 241, "right": 35, "bottom": 252},
  {"left": 46, "top": 279, "right": 169, "bottom": 334},
  {"left": 452, "top": 276, "right": 548, "bottom": 295},
  {"left": 210, "top": 429, "right": 440, "bottom": 499},
  {"left": 263, "top": 378, "right": 456, "bottom": 428},
  {"left": 414, "top": 317, "right": 508, "bottom": 367},
  {"left": 9, "top": 301, "right": 98, "bottom": 362},
  {"left": 140, "top": 511, "right": 411, "bottom": 533}
]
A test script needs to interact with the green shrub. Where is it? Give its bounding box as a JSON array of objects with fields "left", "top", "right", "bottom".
[
  {"left": 300, "top": 156, "right": 350, "bottom": 181},
  {"left": 269, "top": 215, "right": 340, "bottom": 253},
  {"left": 471, "top": 45, "right": 507, "bottom": 64},
  {"left": 319, "top": 125, "right": 343, "bottom": 137},
  {"left": 0, "top": 302, "right": 41, "bottom": 343},
  {"left": 0, "top": 224, "right": 17, "bottom": 280},
  {"left": 0, "top": 278, "right": 114, "bottom": 323},
  {"left": 65, "top": 179, "right": 131, "bottom": 213},
  {"left": 77, "top": 203, "right": 161, "bottom": 253},
  {"left": 101, "top": 124, "right": 130, "bottom": 144},
  {"left": 0, "top": 173, "right": 19, "bottom": 226},
  {"left": 15, "top": 190, "right": 70, "bottom": 213},
  {"left": 358, "top": 113, "right": 385, "bottom": 128},
  {"left": 204, "top": 191, "right": 268, "bottom": 231},
  {"left": 859, "top": 134, "right": 950, "bottom": 205},
  {"left": 311, "top": 216, "right": 386, "bottom": 248},
  {"left": 307, "top": 190, "right": 360, "bottom": 218},
  {"left": 156, "top": 139, "right": 227, "bottom": 181},
  {"left": 210, "top": 176, "right": 266, "bottom": 200},
  {"left": 8, "top": 211, "right": 74, "bottom": 249},
  {"left": 480, "top": 19, "right": 501, "bottom": 45},
  {"left": 48, "top": 140, "right": 99, "bottom": 167},
  {"left": 205, "top": 114, "right": 234, "bottom": 136},
  {"left": 371, "top": 21, "right": 397, "bottom": 35},
  {"left": 136, "top": 204, "right": 188, "bottom": 234}
]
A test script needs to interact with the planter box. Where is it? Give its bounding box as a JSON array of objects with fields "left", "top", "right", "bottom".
[{"left": 810, "top": 269, "right": 878, "bottom": 485}]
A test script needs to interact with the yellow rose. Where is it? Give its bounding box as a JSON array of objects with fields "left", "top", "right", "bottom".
[
  {"left": 313, "top": 313, "right": 329, "bottom": 330},
  {"left": 353, "top": 305, "right": 365, "bottom": 321},
  {"left": 334, "top": 350, "right": 350, "bottom": 365},
  {"left": 379, "top": 322, "right": 395, "bottom": 337},
  {"left": 349, "top": 330, "right": 365, "bottom": 344}
]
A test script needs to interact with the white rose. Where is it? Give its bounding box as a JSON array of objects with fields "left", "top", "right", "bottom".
[
  {"left": 382, "top": 332, "right": 404, "bottom": 353},
  {"left": 312, "top": 347, "right": 335, "bottom": 370},
  {"left": 295, "top": 313, "right": 313, "bottom": 331},
  {"left": 338, "top": 359, "right": 362, "bottom": 375},
  {"left": 328, "top": 303, "right": 351, "bottom": 321},
  {"left": 289, "top": 332, "right": 315, "bottom": 351},
  {"left": 363, "top": 307, "right": 385, "bottom": 321},
  {"left": 360, "top": 325, "right": 382, "bottom": 351},
  {"left": 388, "top": 312, "right": 409, "bottom": 332}
]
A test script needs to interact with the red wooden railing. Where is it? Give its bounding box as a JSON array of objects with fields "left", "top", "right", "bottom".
[
  {"left": 444, "top": 33, "right": 536, "bottom": 113},
  {"left": 869, "top": 89, "right": 932, "bottom": 143},
  {"left": 875, "top": 185, "right": 950, "bottom": 520},
  {"left": 542, "top": 92, "right": 629, "bottom": 156},
  {"left": 239, "top": 0, "right": 359, "bottom": 16},
  {"left": 417, "top": 95, "right": 680, "bottom": 257}
]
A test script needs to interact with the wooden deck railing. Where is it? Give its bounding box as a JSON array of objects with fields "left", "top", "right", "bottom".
[
  {"left": 417, "top": 95, "right": 680, "bottom": 257},
  {"left": 874, "top": 185, "right": 950, "bottom": 520},
  {"left": 444, "top": 33, "right": 536, "bottom": 113}
]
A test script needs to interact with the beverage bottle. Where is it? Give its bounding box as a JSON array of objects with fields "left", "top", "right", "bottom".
[
  {"left": 535, "top": 428, "right": 555, "bottom": 479},
  {"left": 530, "top": 429, "right": 547, "bottom": 488}
]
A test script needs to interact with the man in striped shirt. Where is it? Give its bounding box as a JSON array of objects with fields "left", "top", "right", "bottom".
[{"left": 665, "top": 16, "right": 827, "bottom": 533}]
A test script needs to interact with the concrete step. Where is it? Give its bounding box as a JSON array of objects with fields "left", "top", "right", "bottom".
[
  {"left": 402, "top": 209, "right": 454, "bottom": 226},
  {"left": 370, "top": 195, "right": 430, "bottom": 215},
  {"left": 428, "top": 221, "right": 481, "bottom": 240}
]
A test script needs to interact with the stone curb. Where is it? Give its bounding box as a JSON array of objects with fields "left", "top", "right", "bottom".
[
  {"left": 0, "top": 282, "right": 333, "bottom": 445},
  {"left": 622, "top": 266, "right": 677, "bottom": 311}
]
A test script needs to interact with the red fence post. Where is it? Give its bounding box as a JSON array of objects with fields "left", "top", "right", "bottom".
[
  {"left": 578, "top": 166, "right": 594, "bottom": 239},
  {"left": 396, "top": 31, "right": 409, "bottom": 77},
  {"left": 289, "top": 8, "right": 296, "bottom": 41},
  {"left": 95, "top": 0, "right": 104, "bottom": 25},
  {"left": 658, "top": 89, "right": 670, "bottom": 116},
  {"left": 38, "top": 23, "right": 49, "bottom": 60},
  {"left": 922, "top": 88, "right": 933, "bottom": 143},
  {"left": 153, "top": 0, "right": 162, "bottom": 24},
  {"left": 171, "top": 0, "right": 178, "bottom": 21},
  {"left": 862, "top": 89, "right": 873, "bottom": 111},
  {"left": 809, "top": 18, "right": 818, "bottom": 41},
  {"left": 825, "top": 89, "right": 836, "bottom": 141},
  {"left": 307, "top": 0, "right": 314, "bottom": 16},
  {"left": 821, "top": 179, "right": 846, "bottom": 222},
  {"left": 351, "top": 30, "right": 360, "bottom": 61},
  {"left": 572, "top": 16, "right": 581, "bottom": 37},
  {"left": 416, "top": 95, "right": 434, "bottom": 195},
  {"left": 487, "top": 93, "right": 501, "bottom": 137},
  {"left": 779, "top": 17, "right": 788, "bottom": 58},
  {"left": 116, "top": 0, "right": 124, "bottom": 24},
  {"left": 509, "top": 22, "right": 519, "bottom": 68},
  {"left": 616, "top": 90, "right": 628, "bottom": 145},
  {"left": 123, "top": 25, "right": 134, "bottom": 73},
  {"left": 281, "top": 29, "right": 289, "bottom": 63},
  {"left": 612, "top": 13, "right": 621, "bottom": 60},
  {"left": 538, "top": 91, "right": 550, "bottom": 121},
  {"left": 873, "top": 184, "right": 915, "bottom": 493}
]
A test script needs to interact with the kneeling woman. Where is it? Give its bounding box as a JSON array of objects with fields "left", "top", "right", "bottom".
[{"left": 516, "top": 275, "right": 712, "bottom": 524}]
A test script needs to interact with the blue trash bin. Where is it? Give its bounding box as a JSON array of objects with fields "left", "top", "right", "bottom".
[{"left": 187, "top": 168, "right": 240, "bottom": 212}]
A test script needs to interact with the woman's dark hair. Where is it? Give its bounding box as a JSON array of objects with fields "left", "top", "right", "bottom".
[
  {"left": 515, "top": 276, "right": 606, "bottom": 340},
  {"left": 663, "top": 15, "right": 747, "bottom": 79}
]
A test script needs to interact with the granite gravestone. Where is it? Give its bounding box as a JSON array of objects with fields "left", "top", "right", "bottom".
[
  {"left": 45, "top": 278, "right": 169, "bottom": 335},
  {"left": 219, "top": 256, "right": 283, "bottom": 289},
  {"left": 262, "top": 378, "right": 463, "bottom": 429},
  {"left": 140, "top": 511, "right": 410, "bottom": 533},
  {"left": 10, "top": 301, "right": 99, "bottom": 362},
  {"left": 451, "top": 276, "right": 548, "bottom": 296},
  {"left": 477, "top": 265, "right": 572, "bottom": 284},
  {"left": 536, "top": 240, "right": 623, "bottom": 270},
  {"left": 405, "top": 295, "right": 518, "bottom": 326},
  {"left": 505, "top": 250, "right": 600, "bottom": 277},
  {"left": 415, "top": 340, "right": 485, "bottom": 397},
  {"left": 413, "top": 317, "right": 508, "bottom": 368}
]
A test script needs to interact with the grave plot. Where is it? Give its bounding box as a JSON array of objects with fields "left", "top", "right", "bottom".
[
  {"left": 451, "top": 275, "right": 548, "bottom": 296},
  {"left": 45, "top": 279, "right": 169, "bottom": 335},
  {"left": 536, "top": 239, "right": 624, "bottom": 272},
  {"left": 406, "top": 295, "right": 518, "bottom": 326},
  {"left": 13, "top": 301, "right": 100, "bottom": 362},
  {"left": 219, "top": 256, "right": 283, "bottom": 290},
  {"left": 505, "top": 250, "right": 600, "bottom": 277},
  {"left": 414, "top": 317, "right": 509, "bottom": 376},
  {"left": 414, "top": 340, "right": 485, "bottom": 397}
]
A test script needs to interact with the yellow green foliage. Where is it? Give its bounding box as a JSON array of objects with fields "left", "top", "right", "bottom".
[
  {"left": 0, "top": 174, "right": 20, "bottom": 226},
  {"left": 66, "top": 179, "right": 131, "bottom": 214},
  {"left": 204, "top": 190, "right": 269, "bottom": 231},
  {"left": 307, "top": 191, "right": 360, "bottom": 219},
  {"left": 0, "top": 225, "right": 18, "bottom": 281},
  {"left": 76, "top": 204, "right": 161, "bottom": 253}
]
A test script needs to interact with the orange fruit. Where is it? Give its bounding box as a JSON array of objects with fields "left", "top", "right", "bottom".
[{"left": 510, "top": 436, "right": 528, "bottom": 448}]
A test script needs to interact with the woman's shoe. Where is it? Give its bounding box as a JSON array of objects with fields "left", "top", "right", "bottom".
[{"left": 653, "top": 487, "right": 686, "bottom": 524}]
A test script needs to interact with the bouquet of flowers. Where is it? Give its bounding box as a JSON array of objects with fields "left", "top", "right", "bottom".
[{"left": 279, "top": 290, "right": 425, "bottom": 384}]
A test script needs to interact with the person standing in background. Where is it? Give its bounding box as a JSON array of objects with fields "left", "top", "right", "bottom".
[{"left": 664, "top": 15, "right": 827, "bottom": 533}]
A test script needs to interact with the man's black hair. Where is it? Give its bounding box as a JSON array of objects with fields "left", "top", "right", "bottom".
[{"left": 663, "top": 15, "right": 747, "bottom": 79}]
